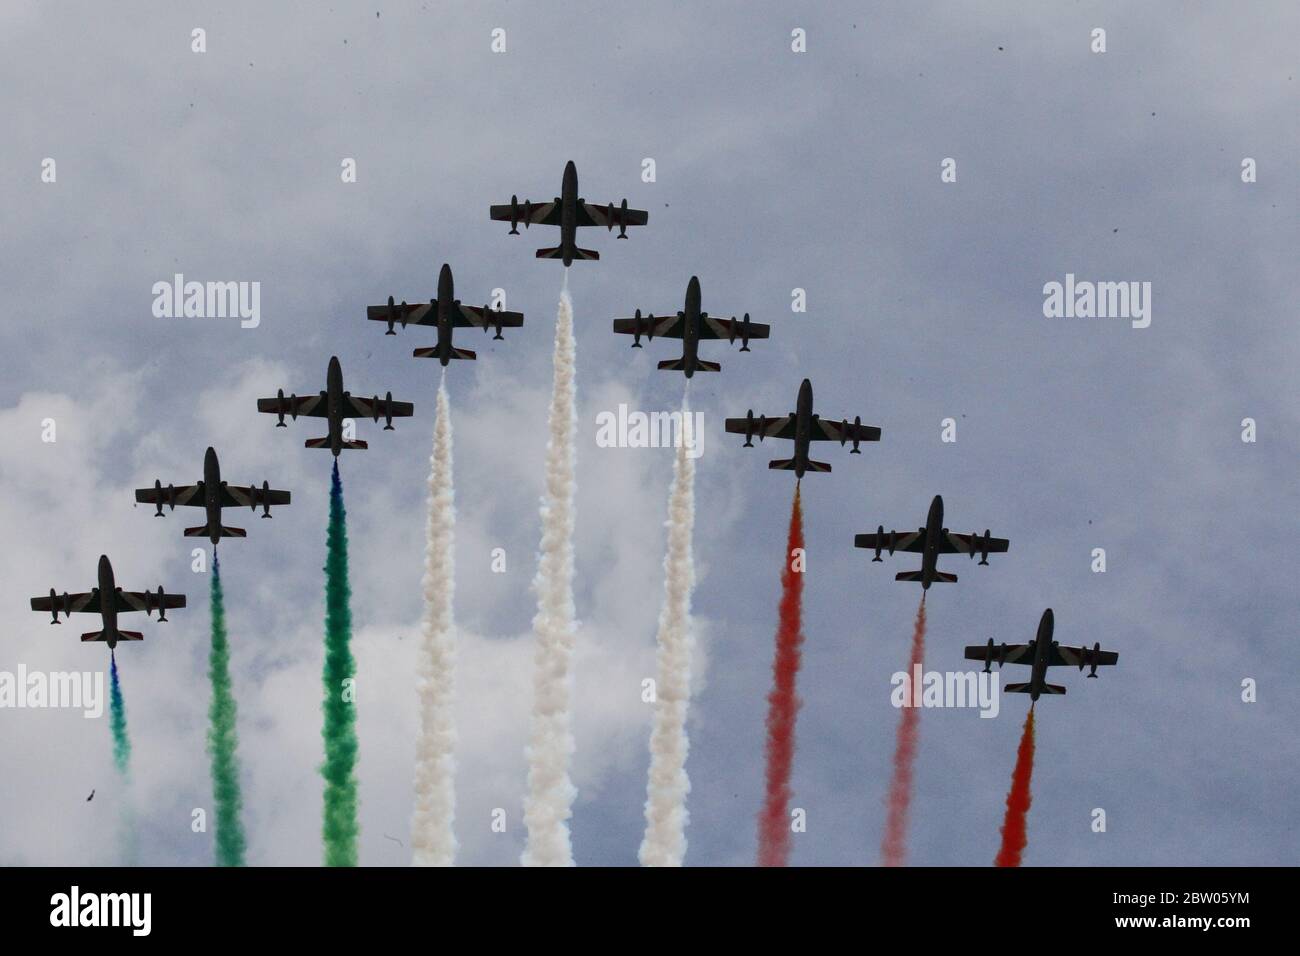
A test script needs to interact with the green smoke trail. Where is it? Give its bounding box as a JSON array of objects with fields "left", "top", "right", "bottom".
[
  {"left": 207, "top": 554, "right": 247, "bottom": 866},
  {"left": 322, "top": 460, "right": 359, "bottom": 866},
  {"left": 109, "top": 650, "right": 131, "bottom": 774}
]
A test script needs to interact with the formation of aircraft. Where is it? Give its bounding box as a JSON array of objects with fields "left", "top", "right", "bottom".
[
  {"left": 490, "top": 160, "right": 648, "bottom": 266},
  {"left": 256, "top": 356, "right": 414, "bottom": 456},
  {"left": 134, "top": 446, "right": 290, "bottom": 545},
  {"left": 366, "top": 262, "right": 525, "bottom": 366},
  {"left": 32, "top": 160, "right": 1120, "bottom": 715},
  {"left": 724, "top": 378, "right": 880, "bottom": 478},
  {"left": 965, "top": 609, "right": 1118, "bottom": 701},
  {"left": 29, "top": 555, "right": 185, "bottom": 649},
  {"left": 612, "top": 275, "right": 769, "bottom": 377},
  {"left": 853, "top": 495, "right": 1009, "bottom": 589}
]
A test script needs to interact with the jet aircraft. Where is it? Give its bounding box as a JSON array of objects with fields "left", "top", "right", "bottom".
[
  {"left": 612, "top": 275, "right": 768, "bottom": 377},
  {"left": 854, "top": 495, "right": 1009, "bottom": 588},
  {"left": 134, "top": 446, "right": 289, "bottom": 545},
  {"left": 490, "top": 160, "right": 648, "bottom": 265},
  {"left": 29, "top": 555, "right": 185, "bottom": 648},
  {"left": 724, "top": 378, "right": 880, "bottom": 478},
  {"left": 964, "top": 608, "right": 1118, "bottom": 700}
]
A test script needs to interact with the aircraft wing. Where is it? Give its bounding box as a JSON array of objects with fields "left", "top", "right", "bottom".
[
  {"left": 942, "top": 531, "right": 1011, "bottom": 556},
  {"left": 134, "top": 484, "right": 203, "bottom": 508},
  {"left": 221, "top": 485, "right": 291, "bottom": 508},
  {"left": 116, "top": 591, "right": 186, "bottom": 613},
  {"left": 366, "top": 300, "right": 437, "bottom": 328},
  {"left": 810, "top": 417, "right": 882, "bottom": 443},
  {"left": 256, "top": 393, "right": 328, "bottom": 417},
  {"left": 1051, "top": 645, "right": 1119, "bottom": 668},
  {"left": 612, "top": 314, "right": 684, "bottom": 339},
  {"left": 854, "top": 530, "right": 925, "bottom": 553},
  {"left": 30, "top": 591, "right": 100, "bottom": 614},
  {"left": 724, "top": 414, "right": 797, "bottom": 441},
  {"left": 490, "top": 200, "right": 562, "bottom": 227},
  {"left": 454, "top": 303, "right": 525, "bottom": 331},
  {"left": 964, "top": 642, "right": 1036, "bottom": 666},
  {"left": 346, "top": 395, "right": 414, "bottom": 421},
  {"left": 575, "top": 201, "right": 649, "bottom": 229},
  {"left": 699, "top": 315, "right": 772, "bottom": 342}
]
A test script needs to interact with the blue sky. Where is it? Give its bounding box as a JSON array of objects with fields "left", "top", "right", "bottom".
[{"left": 0, "top": 1, "right": 1295, "bottom": 865}]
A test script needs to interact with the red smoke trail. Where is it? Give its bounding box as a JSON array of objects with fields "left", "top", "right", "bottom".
[
  {"left": 756, "top": 484, "right": 805, "bottom": 866},
  {"left": 880, "top": 596, "right": 926, "bottom": 866},
  {"left": 995, "top": 705, "right": 1036, "bottom": 867}
]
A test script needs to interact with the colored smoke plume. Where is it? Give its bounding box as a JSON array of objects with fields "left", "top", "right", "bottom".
[
  {"left": 881, "top": 596, "right": 926, "bottom": 866},
  {"left": 207, "top": 555, "right": 247, "bottom": 866},
  {"left": 756, "top": 484, "right": 806, "bottom": 867},
  {"left": 322, "top": 460, "right": 359, "bottom": 866},
  {"left": 995, "top": 705, "right": 1036, "bottom": 867}
]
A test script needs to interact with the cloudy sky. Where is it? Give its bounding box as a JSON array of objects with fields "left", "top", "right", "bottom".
[{"left": 1, "top": 1, "right": 1295, "bottom": 866}]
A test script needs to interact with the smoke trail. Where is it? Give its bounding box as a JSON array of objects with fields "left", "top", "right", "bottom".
[
  {"left": 207, "top": 554, "right": 246, "bottom": 866},
  {"left": 322, "top": 460, "right": 359, "bottom": 866},
  {"left": 881, "top": 595, "right": 927, "bottom": 866},
  {"left": 756, "top": 484, "right": 806, "bottom": 867},
  {"left": 411, "top": 375, "right": 458, "bottom": 866},
  {"left": 995, "top": 706, "right": 1036, "bottom": 867},
  {"left": 638, "top": 391, "right": 697, "bottom": 867},
  {"left": 521, "top": 281, "right": 579, "bottom": 867},
  {"left": 108, "top": 650, "right": 131, "bottom": 775}
]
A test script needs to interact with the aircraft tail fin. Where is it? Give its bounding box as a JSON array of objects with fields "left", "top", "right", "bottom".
[
  {"left": 536, "top": 245, "right": 599, "bottom": 261},
  {"left": 1005, "top": 682, "right": 1066, "bottom": 696},
  {"left": 184, "top": 523, "right": 247, "bottom": 539},
  {"left": 694, "top": 359, "right": 722, "bottom": 372},
  {"left": 806, "top": 458, "right": 832, "bottom": 473},
  {"left": 82, "top": 630, "right": 143, "bottom": 643},
  {"left": 895, "top": 570, "right": 956, "bottom": 583},
  {"left": 767, "top": 458, "right": 797, "bottom": 471},
  {"left": 306, "top": 438, "right": 367, "bottom": 450},
  {"left": 450, "top": 347, "right": 477, "bottom": 361}
]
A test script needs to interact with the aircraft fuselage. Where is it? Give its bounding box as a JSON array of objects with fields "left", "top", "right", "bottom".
[
  {"left": 560, "top": 160, "right": 579, "bottom": 266},
  {"left": 792, "top": 378, "right": 814, "bottom": 478},
  {"left": 1025, "top": 608, "right": 1056, "bottom": 700},
  {"left": 921, "top": 495, "right": 945, "bottom": 589},
  {"left": 96, "top": 554, "right": 120, "bottom": 644},
  {"left": 434, "top": 263, "right": 456, "bottom": 365},
  {"left": 326, "top": 356, "right": 345, "bottom": 456},
  {"left": 681, "top": 275, "right": 703, "bottom": 377},
  {"left": 202, "top": 446, "right": 225, "bottom": 543}
]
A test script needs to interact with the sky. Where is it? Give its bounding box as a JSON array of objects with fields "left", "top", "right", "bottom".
[{"left": 0, "top": 1, "right": 1296, "bottom": 866}]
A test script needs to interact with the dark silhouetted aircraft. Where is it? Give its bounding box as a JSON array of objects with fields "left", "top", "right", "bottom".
[
  {"left": 965, "top": 608, "right": 1118, "bottom": 700},
  {"left": 724, "top": 378, "right": 879, "bottom": 478},
  {"left": 256, "top": 356, "right": 413, "bottom": 456},
  {"left": 134, "top": 446, "right": 290, "bottom": 545},
  {"left": 29, "top": 555, "right": 185, "bottom": 648},
  {"left": 490, "top": 160, "right": 648, "bottom": 266},
  {"left": 854, "top": 495, "right": 1008, "bottom": 588},
  {"left": 366, "top": 263, "right": 524, "bottom": 365},
  {"left": 612, "top": 275, "right": 769, "bottom": 377}
]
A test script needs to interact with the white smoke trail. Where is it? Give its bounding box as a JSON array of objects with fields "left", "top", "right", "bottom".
[
  {"left": 411, "top": 374, "right": 458, "bottom": 866},
  {"left": 521, "top": 279, "right": 579, "bottom": 866},
  {"left": 638, "top": 390, "right": 697, "bottom": 867}
]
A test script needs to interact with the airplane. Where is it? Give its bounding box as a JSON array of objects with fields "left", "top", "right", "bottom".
[
  {"left": 854, "top": 495, "right": 1008, "bottom": 589},
  {"left": 964, "top": 608, "right": 1118, "bottom": 700},
  {"left": 134, "top": 446, "right": 290, "bottom": 545},
  {"left": 611, "top": 275, "right": 769, "bottom": 377},
  {"left": 366, "top": 263, "right": 525, "bottom": 366},
  {"left": 489, "top": 160, "right": 648, "bottom": 266},
  {"left": 724, "top": 378, "right": 880, "bottom": 478},
  {"left": 255, "top": 356, "right": 414, "bottom": 457},
  {"left": 29, "top": 555, "right": 185, "bottom": 648}
]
